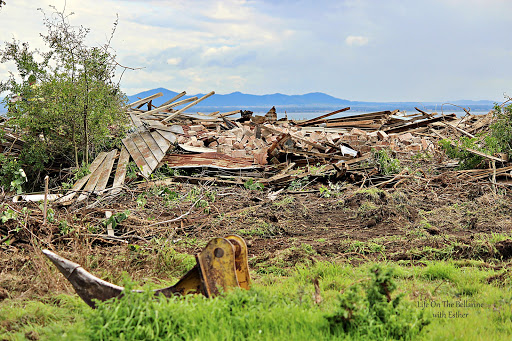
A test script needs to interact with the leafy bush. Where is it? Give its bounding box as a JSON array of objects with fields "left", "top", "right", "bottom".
[
  {"left": 0, "top": 6, "right": 129, "bottom": 184},
  {"left": 0, "top": 154, "right": 26, "bottom": 193},
  {"left": 326, "top": 265, "right": 429, "bottom": 340},
  {"left": 439, "top": 137, "right": 487, "bottom": 170},
  {"left": 488, "top": 103, "right": 512, "bottom": 158},
  {"left": 439, "top": 102, "right": 512, "bottom": 169},
  {"left": 373, "top": 149, "right": 401, "bottom": 175}
]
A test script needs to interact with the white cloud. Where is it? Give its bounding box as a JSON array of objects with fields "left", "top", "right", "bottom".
[
  {"left": 345, "top": 35, "right": 369, "bottom": 46},
  {"left": 166, "top": 57, "right": 181, "bottom": 65}
]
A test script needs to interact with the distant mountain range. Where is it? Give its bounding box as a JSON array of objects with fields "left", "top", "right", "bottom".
[
  {"left": 1, "top": 88, "right": 495, "bottom": 115},
  {"left": 127, "top": 88, "right": 495, "bottom": 113}
]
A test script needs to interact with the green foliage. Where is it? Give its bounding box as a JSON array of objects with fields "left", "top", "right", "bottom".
[
  {"left": 439, "top": 103, "right": 512, "bottom": 169},
  {"left": 439, "top": 137, "right": 487, "bottom": 169},
  {"left": 373, "top": 148, "right": 401, "bottom": 175},
  {"left": 327, "top": 265, "right": 429, "bottom": 339},
  {"left": 0, "top": 6, "right": 128, "bottom": 184},
  {"left": 288, "top": 176, "right": 310, "bottom": 191},
  {"left": 86, "top": 285, "right": 329, "bottom": 341},
  {"left": 58, "top": 220, "right": 73, "bottom": 235},
  {"left": 0, "top": 154, "right": 26, "bottom": 193},
  {"left": 489, "top": 103, "right": 512, "bottom": 159},
  {"left": 244, "top": 179, "right": 264, "bottom": 191},
  {"left": 151, "top": 164, "right": 182, "bottom": 179},
  {"left": 1, "top": 205, "right": 17, "bottom": 223},
  {"left": 102, "top": 210, "right": 130, "bottom": 230},
  {"left": 0, "top": 294, "right": 88, "bottom": 340},
  {"left": 319, "top": 185, "right": 331, "bottom": 198}
]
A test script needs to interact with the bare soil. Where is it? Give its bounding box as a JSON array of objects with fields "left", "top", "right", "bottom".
[{"left": 2, "top": 168, "right": 512, "bottom": 301}]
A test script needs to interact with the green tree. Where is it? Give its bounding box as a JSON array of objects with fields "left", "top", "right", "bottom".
[{"left": 0, "top": 6, "right": 129, "bottom": 185}]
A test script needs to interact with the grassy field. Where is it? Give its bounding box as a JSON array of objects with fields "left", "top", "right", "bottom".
[
  {"left": 2, "top": 160, "right": 512, "bottom": 340},
  {"left": 1, "top": 259, "right": 512, "bottom": 340}
]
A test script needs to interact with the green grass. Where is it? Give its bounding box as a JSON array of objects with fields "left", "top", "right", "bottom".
[{"left": 2, "top": 261, "right": 512, "bottom": 340}]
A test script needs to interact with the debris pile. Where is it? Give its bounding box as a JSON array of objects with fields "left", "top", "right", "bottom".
[{"left": 2, "top": 90, "right": 510, "bottom": 204}]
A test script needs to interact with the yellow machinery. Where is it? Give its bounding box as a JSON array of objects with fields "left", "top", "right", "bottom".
[{"left": 43, "top": 235, "right": 250, "bottom": 308}]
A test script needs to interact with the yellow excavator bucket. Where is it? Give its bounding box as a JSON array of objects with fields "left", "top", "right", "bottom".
[{"left": 42, "top": 235, "right": 251, "bottom": 308}]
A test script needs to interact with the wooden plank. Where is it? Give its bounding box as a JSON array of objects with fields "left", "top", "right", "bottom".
[
  {"left": 111, "top": 146, "right": 131, "bottom": 194},
  {"left": 105, "top": 211, "right": 114, "bottom": 236},
  {"left": 143, "top": 119, "right": 165, "bottom": 127},
  {"left": 132, "top": 133, "right": 159, "bottom": 171},
  {"left": 162, "top": 91, "right": 215, "bottom": 122},
  {"left": 140, "top": 131, "right": 165, "bottom": 161},
  {"left": 156, "top": 129, "right": 177, "bottom": 144},
  {"left": 57, "top": 152, "right": 108, "bottom": 203},
  {"left": 126, "top": 92, "right": 163, "bottom": 109},
  {"left": 296, "top": 107, "right": 351, "bottom": 126},
  {"left": 77, "top": 153, "right": 113, "bottom": 202},
  {"left": 138, "top": 97, "right": 198, "bottom": 117},
  {"left": 158, "top": 91, "right": 186, "bottom": 107},
  {"left": 94, "top": 149, "right": 118, "bottom": 193},
  {"left": 122, "top": 136, "right": 151, "bottom": 177},
  {"left": 129, "top": 113, "right": 144, "bottom": 128},
  {"left": 151, "top": 131, "right": 171, "bottom": 152},
  {"left": 149, "top": 125, "right": 184, "bottom": 134},
  {"left": 325, "top": 120, "right": 377, "bottom": 128}
]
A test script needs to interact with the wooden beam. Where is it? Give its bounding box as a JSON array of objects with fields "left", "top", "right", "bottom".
[
  {"left": 150, "top": 131, "right": 171, "bottom": 152},
  {"left": 140, "top": 131, "right": 165, "bottom": 161},
  {"left": 126, "top": 92, "right": 163, "bottom": 109},
  {"left": 296, "top": 107, "right": 351, "bottom": 126},
  {"left": 137, "top": 97, "right": 198, "bottom": 117},
  {"left": 132, "top": 133, "right": 159, "bottom": 171},
  {"left": 158, "top": 91, "right": 186, "bottom": 107},
  {"left": 162, "top": 91, "right": 215, "bottom": 123}
]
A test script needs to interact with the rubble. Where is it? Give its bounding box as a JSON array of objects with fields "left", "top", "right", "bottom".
[{"left": 2, "top": 90, "right": 510, "bottom": 205}]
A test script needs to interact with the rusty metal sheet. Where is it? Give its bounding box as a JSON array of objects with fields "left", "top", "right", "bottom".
[{"left": 163, "top": 152, "right": 257, "bottom": 170}]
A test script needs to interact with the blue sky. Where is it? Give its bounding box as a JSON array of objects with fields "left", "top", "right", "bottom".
[{"left": 1, "top": 0, "right": 511, "bottom": 102}]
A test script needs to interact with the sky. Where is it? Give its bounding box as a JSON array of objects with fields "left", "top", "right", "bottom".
[{"left": 1, "top": 0, "right": 511, "bottom": 102}]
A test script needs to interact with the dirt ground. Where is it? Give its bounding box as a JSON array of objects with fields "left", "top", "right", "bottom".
[{"left": 2, "top": 161, "right": 512, "bottom": 301}]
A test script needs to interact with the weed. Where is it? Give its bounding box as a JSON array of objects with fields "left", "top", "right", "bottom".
[
  {"left": 238, "top": 222, "right": 286, "bottom": 238},
  {"left": 327, "top": 265, "right": 429, "bottom": 339},
  {"left": 372, "top": 148, "right": 401, "bottom": 175},
  {"left": 1, "top": 205, "right": 17, "bottom": 223},
  {"left": 151, "top": 164, "right": 181, "bottom": 179},
  {"left": 355, "top": 187, "right": 386, "bottom": 201},
  {"left": 287, "top": 176, "right": 309, "bottom": 191},
  {"left": 244, "top": 179, "right": 264, "bottom": 191},
  {"left": 136, "top": 193, "right": 147, "bottom": 208},
  {"left": 319, "top": 185, "right": 331, "bottom": 198},
  {"left": 126, "top": 161, "right": 140, "bottom": 180},
  {"left": 347, "top": 240, "right": 385, "bottom": 255},
  {"left": 102, "top": 210, "right": 129, "bottom": 230},
  {"left": 423, "top": 262, "right": 457, "bottom": 281},
  {"left": 273, "top": 195, "right": 294, "bottom": 207},
  {"left": 357, "top": 201, "right": 379, "bottom": 218},
  {"left": 58, "top": 220, "right": 73, "bottom": 235}
]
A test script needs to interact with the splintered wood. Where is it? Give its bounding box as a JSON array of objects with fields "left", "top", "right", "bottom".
[{"left": 56, "top": 91, "right": 509, "bottom": 203}]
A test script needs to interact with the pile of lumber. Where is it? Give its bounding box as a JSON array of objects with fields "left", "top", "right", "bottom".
[{"left": 5, "top": 89, "right": 508, "bottom": 203}]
